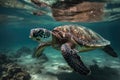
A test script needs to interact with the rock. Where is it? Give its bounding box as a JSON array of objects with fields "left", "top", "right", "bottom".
[
  {"left": 0, "top": 63, "right": 31, "bottom": 80},
  {"left": 17, "top": 46, "right": 32, "bottom": 54},
  {"left": 15, "top": 46, "right": 32, "bottom": 58},
  {"left": 0, "top": 53, "right": 13, "bottom": 65}
]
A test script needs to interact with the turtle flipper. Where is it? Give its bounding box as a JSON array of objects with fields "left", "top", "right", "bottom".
[
  {"left": 61, "top": 43, "right": 91, "bottom": 75},
  {"left": 102, "top": 45, "right": 118, "bottom": 57},
  {"left": 33, "top": 42, "right": 51, "bottom": 58}
]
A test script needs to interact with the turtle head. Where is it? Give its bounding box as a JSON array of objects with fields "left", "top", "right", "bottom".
[{"left": 29, "top": 28, "right": 52, "bottom": 42}]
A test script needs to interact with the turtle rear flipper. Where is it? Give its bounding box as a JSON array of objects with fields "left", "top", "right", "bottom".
[
  {"left": 61, "top": 43, "right": 91, "bottom": 75},
  {"left": 102, "top": 45, "right": 118, "bottom": 57}
]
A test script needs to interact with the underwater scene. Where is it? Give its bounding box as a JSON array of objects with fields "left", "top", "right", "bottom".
[{"left": 0, "top": 0, "right": 120, "bottom": 80}]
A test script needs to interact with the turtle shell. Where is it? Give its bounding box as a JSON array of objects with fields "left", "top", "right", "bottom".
[{"left": 53, "top": 25, "right": 110, "bottom": 47}]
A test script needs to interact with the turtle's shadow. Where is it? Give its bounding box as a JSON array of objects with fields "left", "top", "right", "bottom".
[{"left": 47, "top": 64, "right": 120, "bottom": 80}]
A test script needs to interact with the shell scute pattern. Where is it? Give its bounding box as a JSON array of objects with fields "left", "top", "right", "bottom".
[{"left": 53, "top": 25, "right": 110, "bottom": 47}]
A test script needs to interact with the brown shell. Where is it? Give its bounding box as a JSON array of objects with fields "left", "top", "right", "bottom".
[{"left": 53, "top": 25, "right": 110, "bottom": 47}]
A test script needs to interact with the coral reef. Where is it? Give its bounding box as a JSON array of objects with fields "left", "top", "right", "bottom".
[
  {"left": 0, "top": 54, "right": 31, "bottom": 80},
  {"left": 0, "top": 63, "right": 31, "bottom": 80},
  {"left": 0, "top": 47, "right": 34, "bottom": 80}
]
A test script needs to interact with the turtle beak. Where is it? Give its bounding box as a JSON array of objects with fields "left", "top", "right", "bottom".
[
  {"left": 29, "top": 33, "right": 33, "bottom": 39},
  {"left": 29, "top": 29, "right": 34, "bottom": 39},
  {"left": 29, "top": 35, "right": 32, "bottom": 38}
]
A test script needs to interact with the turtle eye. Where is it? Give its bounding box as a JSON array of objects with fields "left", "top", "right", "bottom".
[
  {"left": 33, "top": 32, "right": 39, "bottom": 37},
  {"left": 33, "top": 29, "right": 44, "bottom": 38},
  {"left": 37, "top": 29, "right": 44, "bottom": 38}
]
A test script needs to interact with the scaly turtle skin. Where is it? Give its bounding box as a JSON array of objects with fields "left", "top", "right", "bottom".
[{"left": 29, "top": 25, "right": 118, "bottom": 75}]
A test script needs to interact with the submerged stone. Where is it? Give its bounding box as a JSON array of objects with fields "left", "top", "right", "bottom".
[{"left": 15, "top": 46, "right": 32, "bottom": 58}]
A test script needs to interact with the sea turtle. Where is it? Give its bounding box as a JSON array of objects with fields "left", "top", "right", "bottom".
[{"left": 29, "top": 25, "right": 118, "bottom": 75}]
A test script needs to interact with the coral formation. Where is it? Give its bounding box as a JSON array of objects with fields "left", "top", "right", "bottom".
[
  {"left": 0, "top": 57, "right": 31, "bottom": 80},
  {"left": 0, "top": 63, "right": 31, "bottom": 80}
]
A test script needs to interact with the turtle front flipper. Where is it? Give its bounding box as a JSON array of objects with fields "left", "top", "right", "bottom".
[
  {"left": 102, "top": 45, "right": 118, "bottom": 57},
  {"left": 61, "top": 43, "right": 91, "bottom": 75},
  {"left": 33, "top": 42, "right": 51, "bottom": 58}
]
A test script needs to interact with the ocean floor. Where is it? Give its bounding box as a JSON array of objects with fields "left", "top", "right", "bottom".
[{"left": 0, "top": 46, "right": 120, "bottom": 80}]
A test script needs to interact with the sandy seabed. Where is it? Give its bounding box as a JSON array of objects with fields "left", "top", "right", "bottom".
[{"left": 0, "top": 46, "right": 120, "bottom": 80}]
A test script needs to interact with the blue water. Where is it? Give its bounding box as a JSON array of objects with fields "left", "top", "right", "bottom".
[
  {"left": 0, "top": 0, "right": 120, "bottom": 80},
  {"left": 1, "top": 19, "right": 120, "bottom": 50}
]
